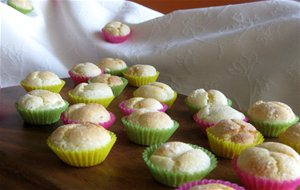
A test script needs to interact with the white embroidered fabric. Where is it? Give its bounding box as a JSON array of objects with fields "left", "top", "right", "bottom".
[{"left": 1, "top": 0, "right": 299, "bottom": 113}]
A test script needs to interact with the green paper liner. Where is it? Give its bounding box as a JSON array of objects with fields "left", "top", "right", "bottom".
[
  {"left": 185, "top": 98, "right": 232, "bottom": 115},
  {"left": 121, "top": 117, "right": 179, "bottom": 146},
  {"left": 143, "top": 143, "right": 217, "bottom": 187},
  {"left": 47, "top": 132, "right": 116, "bottom": 167},
  {"left": 279, "top": 133, "right": 300, "bottom": 154},
  {"left": 68, "top": 90, "right": 115, "bottom": 108},
  {"left": 7, "top": 0, "right": 33, "bottom": 14},
  {"left": 207, "top": 128, "right": 264, "bottom": 159},
  {"left": 123, "top": 71, "right": 160, "bottom": 87},
  {"left": 15, "top": 101, "right": 69, "bottom": 125},
  {"left": 104, "top": 67, "right": 128, "bottom": 76},
  {"left": 248, "top": 116, "right": 299, "bottom": 137},
  {"left": 20, "top": 80, "right": 65, "bottom": 93},
  {"left": 110, "top": 77, "right": 128, "bottom": 96}
]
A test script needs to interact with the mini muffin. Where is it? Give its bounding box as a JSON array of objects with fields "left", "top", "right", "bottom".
[
  {"left": 233, "top": 142, "right": 300, "bottom": 190},
  {"left": 247, "top": 100, "right": 299, "bottom": 137},
  {"left": 68, "top": 62, "right": 102, "bottom": 85},
  {"left": 89, "top": 74, "right": 128, "bottom": 96},
  {"left": 207, "top": 119, "right": 264, "bottom": 159},
  {"left": 177, "top": 179, "right": 245, "bottom": 190},
  {"left": 121, "top": 110, "right": 179, "bottom": 145},
  {"left": 185, "top": 89, "right": 232, "bottom": 114},
  {"left": 193, "top": 105, "right": 247, "bottom": 135},
  {"left": 118, "top": 97, "right": 168, "bottom": 115},
  {"left": 102, "top": 21, "right": 130, "bottom": 43},
  {"left": 47, "top": 123, "right": 117, "bottom": 167},
  {"left": 61, "top": 103, "right": 115, "bottom": 129},
  {"left": 97, "top": 58, "right": 128, "bottom": 76},
  {"left": 20, "top": 71, "right": 65, "bottom": 93},
  {"left": 68, "top": 83, "right": 115, "bottom": 108},
  {"left": 279, "top": 122, "right": 300, "bottom": 153},
  {"left": 123, "top": 64, "right": 160, "bottom": 87},
  {"left": 15, "top": 89, "right": 68, "bottom": 125},
  {"left": 7, "top": 0, "right": 34, "bottom": 14},
  {"left": 143, "top": 141, "right": 217, "bottom": 187},
  {"left": 133, "top": 82, "right": 177, "bottom": 108}
]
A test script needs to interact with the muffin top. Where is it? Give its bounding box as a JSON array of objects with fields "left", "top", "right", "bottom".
[
  {"left": 98, "top": 58, "right": 127, "bottom": 72},
  {"left": 126, "top": 110, "right": 173, "bottom": 129},
  {"left": 64, "top": 103, "right": 110, "bottom": 123},
  {"left": 134, "top": 82, "right": 175, "bottom": 102},
  {"left": 70, "top": 62, "right": 102, "bottom": 77},
  {"left": 186, "top": 89, "right": 228, "bottom": 109},
  {"left": 189, "top": 183, "right": 234, "bottom": 190},
  {"left": 89, "top": 74, "right": 123, "bottom": 86},
  {"left": 123, "top": 97, "right": 163, "bottom": 111},
  {"left": 124, "top": 64, "right": 157, "bottom": 77},
  {"left": 48, "top": 123, "right": 111, "bottom": 151},
  {"left": 23, "top": 71, "right": 61, "bottom": 86},
  {"left": 72, "top": 83, "right": 113, "bottom": 99},
  {"left": 196, "top": 105, "right": 245, "bottom": 123},
  {"left": 279, "top": 122, "right": 300, "bottom": 144},
  {"left": 247, "top": 101, "right": 296, "bottom": 122},
  {"left": 150, "top": 141, "right": 211, "bottom": 173},
  {"left": 208, "top": 119, "right": 258, "bottom": 144},
  {"left": 237, "top": 142, "right": 300, "bottom": 181},
  {"left": 103, "top": 21, "right": 130, "bottom": 36},
  {"left": 17, "top": 89, "right": 65, "bottom": 110}
]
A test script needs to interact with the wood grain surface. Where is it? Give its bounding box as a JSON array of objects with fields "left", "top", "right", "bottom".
[{"left": 0, "top": 78, "right": 250, "bottom": 190}]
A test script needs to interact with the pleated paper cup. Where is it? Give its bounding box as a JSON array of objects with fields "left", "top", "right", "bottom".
[
  {"left": 176, "top": 179, "right": 245, "bottom": 190},
  {"left": 20, "top": 80, "right": 65, "bottom": 93},
  {"left": 102, "top": 29, "right": 130, "bottom": 43},
  {"left": 123, "top": 71, "right": 159, "bottom": 87},
  {"left": 110, "top": 77, "right": 128, "bottom": 96}
]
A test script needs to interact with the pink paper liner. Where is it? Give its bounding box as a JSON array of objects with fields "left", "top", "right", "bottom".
[
  {"left": 101, "top": 29, "right": 130, "bottom": 43},
  {"left": 193, "top": 114, "right": 249, "bottom": 135},
  {"left": 118, "top": 101, "right": 168, "bottom": 115},
  {"left": 232, "top": 158, "right": 300, "bottom": 190},
  {"left": 60, "top": 112, "right": 115, "bottom": 129},
  {"left": 176, "top": 179, "right": 245, "bottom": 190},
  {"left": 68, "top": 70, "right": 103, "bottom": 85}
]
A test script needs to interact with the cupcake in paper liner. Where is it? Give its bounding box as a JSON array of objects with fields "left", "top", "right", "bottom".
[
  {"left": 118, "top": 97, "right": 168, "bottom": 115},
  {"left": 176, "top": 179, "right": 245, "bottom": 190},
  {"left": 206, "top": 119, "right": 264, "bottom": 159},
  {"left": 68, "top": 62, "right": 102, "bottom": 85},
  {"left": 68, "top": 83, "right": 115, "bottom": 108},
  {"left": 247, "top": 100, "right": 299, "bottom": 137},
  {"left": 61, "top": 103, "right": 115, "bottom": 129},
  {"left": 133, "top": 82, "right": 177, "bottom": 109},
  {"left": 143, "top": 141, "right": 217, "bottom": 187},
  {"left": 193, "top": 104, "right": 247, "bottom": 135},
  {"left": 20, "top": 71, "right": 65, "bottom": 93},
  {"left": 279, "top": 122, "right": 300, "bottom": 154},
  {"left": 185, "top": 88, "right": 232, "bottom": 115},
  {"left": 15, "top": 89, "right": 68, "bottom": 125},
  {"left": 7, "top": 0, "right": 34, "bottom": 14},
  {"left": 233, "top": 142, "right": 300, "bottom": 190},
  {"left": 89, "top": 74, "right": 128, "bottom": 96},
  {"left": 121, "top": 110, "right": 179, "bottom": 145},
  {"left": 123, "top": 64, "right": 159, "bottom": 87},
  {"left": 102, "top": 21, "right": 130, "bottom": 43},
  {"left": 47, "top": 123, "right": 117, "bottom": 167},
  {"left": 97, "top": 58, "right": 128, "bottom": 76}
]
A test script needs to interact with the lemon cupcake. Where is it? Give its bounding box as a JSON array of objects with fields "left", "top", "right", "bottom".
[
  {"left": 123, "top": 64, "right": 159, "bottom": 87},
  {"left": 177, "top": 179, "right": 245, "bottom": 190},
  {"left": 247, "top": 100, "right": 299, "bottom": 137},
  {"left": 61, "top": 103, "right": 115, "bottom": 129},
  {"left": 68, "top": 62, "right": 102, "bottom": 85},
  {"left": 97, "top": 58, "right": 128, "bottom": 76},
  {"left": 133, "top": 82, "right": 177, "bottom": 108},
  {"left": 279, "top": 122, "right": 300, "bottom": 153},
  {"left": 47, "top": 123, "right": 117, "bottom": 167},
  {"left": 207, "top": 119, "right": 264, "bottom": 159},
  {"left": 233, "top": 142, "right": 300, "bottom": 190},
  {"left": 20, "top": 71, "right": 65, "bottom": 93},
  {"left": 15, "top": 89, "right": 68, "bottom": 125},
  {"left": 68, "top": 83, "right": 115, "bottom": 108},
  {"left": 102, "top": 21, "right": 131, "bottom": 43},
  {"left": 118, "top": 97, "right": 168, "bottom": 115},
  {"left": 185, "top": 89, "right": 232, "bottom": 114},
  {"left": 121, "top": 110, "right": 179, "bottom": 145},
  {"left": 89, "top": 74, "right": 128, "bottom": 96},
  {"left": 143, "top": 141, "right": 217, "bottom": 187}
]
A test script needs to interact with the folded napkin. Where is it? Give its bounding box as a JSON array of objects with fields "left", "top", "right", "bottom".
[{"left": 1, "top": 0, "right": 299, "bottom": 113}]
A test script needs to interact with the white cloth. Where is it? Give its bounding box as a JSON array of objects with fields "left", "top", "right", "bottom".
[{"left": 1, "top": 0, "right": 299, "bottom": 114}]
